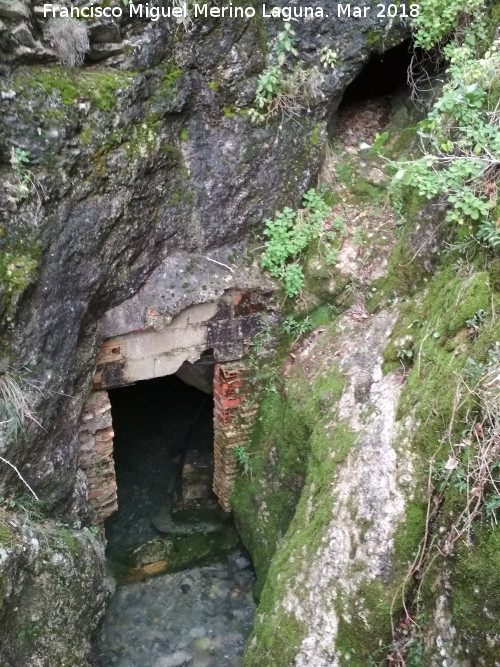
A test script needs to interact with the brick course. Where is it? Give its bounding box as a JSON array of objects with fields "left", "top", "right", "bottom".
[{"left": 212, "top": 363, "right": 256, "bottom": 511}]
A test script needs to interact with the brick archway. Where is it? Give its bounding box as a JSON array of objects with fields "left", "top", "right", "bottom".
[{"left": 78, "top": 294, "right": 265, "bottom": 524}]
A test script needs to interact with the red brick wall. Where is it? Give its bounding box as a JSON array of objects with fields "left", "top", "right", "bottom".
[
  {"left": 78, "top": 391, "right": 117, "bottom": 523},
  {"left": 80, "top": 347, "right": 257, "bottom": 522},
  {"left": 213, "top": 363, "right": 256, "bottom": 511}
]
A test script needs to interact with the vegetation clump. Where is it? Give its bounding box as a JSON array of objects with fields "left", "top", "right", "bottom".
[
  {"left": 261, "top": 188, "right": 344, "bottom": 298},
  {"left": 44, "top": 18, "right": 90, "bottom": 67},
  {"left": 391, "top": 3, "right": 500, "bottom": 250},
  {"left": 249, "top": 22, "right": 323, "bottom": 123},
  {"left": 14, "top": 67, "right": 135, "bottom": 112}
]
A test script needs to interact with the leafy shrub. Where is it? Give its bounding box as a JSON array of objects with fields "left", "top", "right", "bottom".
[
  {"left": 261, "top": 188, "right": 341, "bottom": 298},
  {"left": 412, "top": 0, "right": 484, "bottom": 50},
  {"left": 392, "top": 10, "right": 499, "bottom": 249},
  {"left": 281, "top": 315, "right": 315, "bottom": 339},
  {"left": 249, "top": 22, "right": 323, "bottom": 123},
  {"left": 44, "top": 18, "right": 90, "bottom": 67}
]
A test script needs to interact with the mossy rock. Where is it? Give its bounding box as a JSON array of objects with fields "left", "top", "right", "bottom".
[
  {"left": 450, "top": 525, "right": 500, "bottom": 661},
  {"left": 120, "top": 511, "right": 240, "bottom": 578},
  {"left": 13, "top": 66, "right": 136, "bottom": 112},
  {"left": 0, "top": 520, "right": 12, "bottom": 546}
]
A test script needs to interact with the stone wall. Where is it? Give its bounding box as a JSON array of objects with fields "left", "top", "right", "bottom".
[{"left": 78, "top": 390, "right": 117, "bottom": 524}]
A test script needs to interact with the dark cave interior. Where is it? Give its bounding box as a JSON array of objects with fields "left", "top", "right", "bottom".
[
  {"left": 342, "top": 39, "right": 414, "bottom": 103},
  {"left": 104, "top": 371, "right": 215, "bottom": 559}
]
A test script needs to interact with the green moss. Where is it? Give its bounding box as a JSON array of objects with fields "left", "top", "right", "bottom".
[
  {"left": 160, "top": 64, "right": 184, "bottom": 91},
  {"left": 0, "top": 520, "right": 11, "bottom": 545},
  {"left": 366, "top": 28, "right": 382, "bottom": 46},
  {"left": 14, "top": 66, "right": 135, "bottom": 111},
  {"left": 335, "top": 579, "right": 393, "bottom": 666},
  {"left": 243, "top": 611, "right": 306, "bottom": 667},
  {"left": 444, "top": 272, "right": 490, "bottom": 333},
  {"left": 0, "top": 252, "right": 39, "bottom": 296},
  {"left": 207, "top": 80, "right": 219, "bottom": 91},
  {"left": 309, "top": 123, "right": 321, "bottom": 145},
  {"left": 124, "top": 118, "right": 160, "bottom": 160},
  {"left": 16, "top": 621, "right": 42, "bottom": 653},
  {"left": 334, "top": 156, "right": 385, "bottom": 204},
  {"left": 222, "top": 105, "right": 236, "bottom": 117},
  {"left": 321, "top": 190, "right": 341, "bottom": 207},
  {"left": 375, "top": 254, "right": 500, "bottom": 658},
  {"left": 253, "top": 12, "right": 268, "bottom": 56},
  {"left": 180, "top": 127, "right": 189, "bottom": 141},
  {"left": 232, "top": 390, "right": 312, "bottom": 589},
  {"left": 58, "top": 528, "right": 80, "bottom": 556},
  {"left": 308, "top": 304, "right": 338, "bottom": 328},
  {"left": 116, "top": 516, "right": 240, "bottom": 580},
  {"left": 450, "top": 525, "right": 500, "bottom": 661},
  {"left": 78, "top": 126, "right": 94, "bottom": 145},
  {"left": 393, "top": 502, "right": 427, "bottom": 575}
]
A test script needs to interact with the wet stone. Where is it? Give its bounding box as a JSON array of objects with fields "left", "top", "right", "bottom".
[{"left": 93, "top": 553, "right": 255, "bottom": 667}]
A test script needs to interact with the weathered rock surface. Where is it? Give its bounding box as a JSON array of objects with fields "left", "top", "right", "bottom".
[
  {"left": 0, "top": 2, "right": 409, "bottom": 514},
  {"left": 291, "top": 312, "right": 411, "bottom": 665},
  {"left": 0, "top": 5, "right": 413, "bottom": 666},
  {"left": 242, "top": 307, "right": 416, "bottom": 666},
  {"left": 0, "top": 515, "right": 110, "bottom": 666}
]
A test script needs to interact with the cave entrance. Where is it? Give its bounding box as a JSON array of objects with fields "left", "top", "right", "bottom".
[
  {"left": 104, "top": 355, "right": 216, "bottom": 560},
  {"left": 332, "top": 38, "right": 415, "bottom": 146}
]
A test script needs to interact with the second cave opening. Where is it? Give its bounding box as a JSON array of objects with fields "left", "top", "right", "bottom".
[{"left": 332, "top": 39, "right": 417, "bottom": 146}]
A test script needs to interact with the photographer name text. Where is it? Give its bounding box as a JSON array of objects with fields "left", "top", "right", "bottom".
[{"left": 42, "top": 3, "right": 420, "bottom": 21}]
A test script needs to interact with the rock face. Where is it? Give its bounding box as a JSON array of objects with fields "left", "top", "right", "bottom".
[
  {"left": 0, "top": 516, "right": 110, "bottom": 666},
  {"left": 281, "top": 311, "right": 410, "bottom": 667},
  {"left": 239, "top": 307, "right": 416, "bottom": 666},
  {"left": 0, "top": 4, "right": 411, "bottom": 665},
  {"left": 0, "top": 2, "right": 408, "bottom": 511}
]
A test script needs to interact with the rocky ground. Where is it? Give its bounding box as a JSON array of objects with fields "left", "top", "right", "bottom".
[{"left": 93, "top": 552, "right": 255, "bottom": 667}]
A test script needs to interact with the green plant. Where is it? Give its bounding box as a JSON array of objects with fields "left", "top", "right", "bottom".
[
  {"left": 249, "top": 22, "right": 323, "bottom": 123},
  {"left": 462, "top": 356, "right": 485, "bottom": 382},
  {"left": 10, "top": 148, "right": 31, "bottom": 201},
  {"left": 487, "top": 341, "right": 500, "bottom": 364},
  {"left": 281, "top": 315, "right": 314, "bottom": 340},
  {"left": 465, "top": 308, "right": 487, "bottom": 331},
  {"left": 0, "top": 368, "right": 46, "bottom": 500},
  {"left": 412, "top": 0, "right": 484, "bottom": 50},
  {"left": 0, "top": 494, "right": 47, "bottom": 521},
  {"left": 276, "top": 22, "right": 298, "bottom": 66},
  {"left": 391, "top": 10, "right": 499, "bottom": 250},
  {"left": 396, "top": 347, "right": 414, "bottom": 364},
  {"left": 249, "top": 65, "right": 285, "bottom": 122},
  {"left": 249, "top": 64, "right": 322, "bottom": 124},
  {"left": 320, "top": 47, "right": 338, "bottom": 69},
  {"left": 234, "top": 446, "right": 252, "bottom": 477},
  {"left": 261, "top": 189, "right": 335, "bottom": 298},
  {"left": 477, "top": 218, "right": 500, "bottom": 249},
  {"left": 0, "top": 368, "right": 43, "bottom": 440}
]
